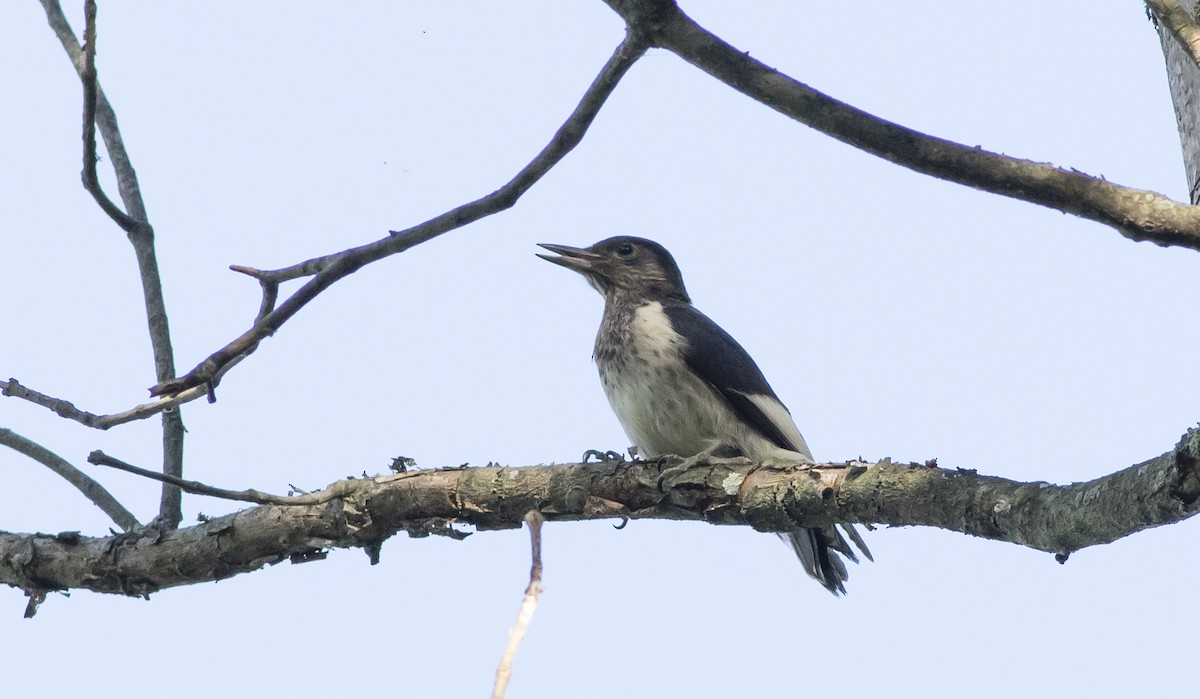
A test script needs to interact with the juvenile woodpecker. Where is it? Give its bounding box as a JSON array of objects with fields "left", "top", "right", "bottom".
[{"left": 538, "top": 235, "right": 870, "bottom": 594}]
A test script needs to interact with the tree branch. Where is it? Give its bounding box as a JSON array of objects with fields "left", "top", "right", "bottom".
[
  {"left": 78, "top": 0, "right": 135, "bottom": 232},
  {"left": 77, "top": 0, "right": 136, "bottom": 233},
  {"left": 2, "top": 360, "right": 242, "bottom": 429},
  {"left": 1149, "top": 0, "right": 1200, "bottom": 72},
  {"left": 39, "top": 0, "right": 147, "bottom": 221},
  {"left": 3, "top": 428, "right": 1197, "bottom": 600},
  {"left": 148, "top": 31, "right": 649, "bottom": 399},
  {"left": 601, "top": 0, "right": 1200, "bottom": 251},
  {"left": 0, "top": 428, "right": 139, "bottom": 532},
  {"left": 39, "top": 0, "right": 185, "bottom": 525},
  {"left": 87, "top": 449, "right": 350, "bottom": 506}
]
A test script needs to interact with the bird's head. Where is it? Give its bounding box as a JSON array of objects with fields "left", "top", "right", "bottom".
[{"left": 537, "top": 236, "right": 690, "bottom": 303}]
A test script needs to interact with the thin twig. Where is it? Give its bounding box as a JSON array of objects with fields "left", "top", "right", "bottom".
[
  {"left": 24, "top": 589, "right": 47, "bottom": 619},
  {"left": 492, "top": 511, "right": 546, "bottom": 699},
  {"left": 149, "top": 31, "right": 649, "bottom": 398},
  {"left": 0, "top": 428, "right": 139, "bottom": 531},
  {"left": 229, "top": 266, "right": 280, "bottom": 321},
  {"left": 87, "top": 450, "right": 354, "bottom": 506},
  {"left": 79, "top": 0, "right": 135, "bottom": 231},
  {"left": 2, "top": 357, "right": 243, "bottom": 430},
  {"left": 39, "top": 0, "right": 148, "bottom": 219},
  {"left": 1148, "top": 0, "right": 1200, "bottom": 72}
]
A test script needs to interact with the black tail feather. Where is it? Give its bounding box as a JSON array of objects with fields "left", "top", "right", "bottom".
[{"left": 783, "top": 524, "right": 871, "bottom": 595}]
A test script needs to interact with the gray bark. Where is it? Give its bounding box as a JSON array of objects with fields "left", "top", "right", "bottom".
[
  {"left": 3, "top": 429, "right": 1198, "bottom": 603},
  {"left": 1156, "top": 1, "right": 1200, "bottom": 203}
]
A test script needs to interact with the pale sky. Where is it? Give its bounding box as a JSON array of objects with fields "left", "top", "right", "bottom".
[{"left": 3, "top": 2, "right": 1198, "bottom": 698}]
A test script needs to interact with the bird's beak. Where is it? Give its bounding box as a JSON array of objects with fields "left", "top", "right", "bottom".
[{"left": 536, "top": 243, "right": 600, "bottom": 275}]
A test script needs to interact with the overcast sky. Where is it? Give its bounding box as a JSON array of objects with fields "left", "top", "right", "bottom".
[{"left": 3, "top": 2, "right": 1198, "bottom": 697}]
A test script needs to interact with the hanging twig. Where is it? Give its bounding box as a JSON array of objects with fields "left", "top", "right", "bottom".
[{"left": 492, "top": 511, "right": 546, "bottom": 699}]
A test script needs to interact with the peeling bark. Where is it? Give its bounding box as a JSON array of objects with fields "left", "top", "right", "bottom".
[{"left": 4, "top": 429, "right": 1197, "bottom": 602}]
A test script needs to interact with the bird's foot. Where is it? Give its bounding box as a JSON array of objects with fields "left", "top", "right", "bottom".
[
  {"left": 657, "top": 443, "right": 745, "bottom": 489},
  {"left": 582, "top": 449, "right": 627, "bottom": 464}
]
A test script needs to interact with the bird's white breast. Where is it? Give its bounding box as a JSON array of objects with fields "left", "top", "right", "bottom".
[{"left": 595, "top": 301, "right": 798, "bottom": 460}]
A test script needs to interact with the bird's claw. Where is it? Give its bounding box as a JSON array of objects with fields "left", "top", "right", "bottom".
[
  {"left": 656, "top": 443, "right": 752, "bottom": 489},
  {"left": 656, "top": 446, "right": 718, "bottom": 489},
  {"left": 582, "top": 449, "right": 626, "bottom": 464}
]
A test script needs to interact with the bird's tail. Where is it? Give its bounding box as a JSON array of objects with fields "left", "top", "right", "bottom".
[{"left": 782, "top": 525, "right": 873, "bottom": 595}]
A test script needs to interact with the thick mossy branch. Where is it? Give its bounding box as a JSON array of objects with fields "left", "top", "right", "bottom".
[{"left": 3, "top": 428, "right": 1197, "bottom": 600}]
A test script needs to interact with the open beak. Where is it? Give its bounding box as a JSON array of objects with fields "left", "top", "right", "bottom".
[{"left": 536, "top": 243, "right": 601, "bottom": 275}]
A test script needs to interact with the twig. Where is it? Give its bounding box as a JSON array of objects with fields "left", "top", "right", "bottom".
[
  {"left": 87, "top": 450, "right": 353, "bottom": 506},
  {"left": 24, "top": 589, "right": 47, "bottom": 619},
  {"left": 1148, "top": 0, "right": 1200, "bottom": 72},
  {"left": 149, "top": 31, "right": 650, "bottom": 398},
  {"left": 0, "top": 429, "right": 139, "bottom": 531},
  {"left": 602, "top": 0, "right": 1200, "bottom": 251},
  {"left": 229, "top": 266, "right": 280, "bottom": 321},
  {"left": 492, "top": 511, "right": 546, "bottom": 699},
  {"left": 39, "top": 0, "right": 186, "bottom": 526},
  {"left": 39, "top": 0, "right": 148, "bottom": 220},
  {"left": 2, "top": 358, "right": 243, "bottom": 429},
  {"left": 79, "top": 0, "right": 135, "bottom": 231}
]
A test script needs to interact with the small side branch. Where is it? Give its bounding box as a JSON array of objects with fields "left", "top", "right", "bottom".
[
  {"left": 0, "top": 428, "right": 138, "bottom": 531},
  {"left": 1148, "top": 0, "right": 1200, "bottom": 72},
  {"left": 87, "top": 450, "right": 350, "bottom": 506},
  {"left": 3, "top": 362, "right": 241, "bottom": 429},
  {"left": 491, "top": 511, "right": 545, "bottom": 699},
  {"left": 39, "top": 0, "right": 149, "bottom": 220},
  {"left": 229, "top": 266, "right": 280, "bottom": 322},
  {"left": 78, "top": 0, "right": 135, "bottom": 232},
  {"left": 149, "top": 31, "right": 650, "bottom": 398}
]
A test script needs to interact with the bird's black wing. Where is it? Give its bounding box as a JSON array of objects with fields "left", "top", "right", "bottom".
[
  {"left": 663, "top": 303, "right": 804, "bottom": 454},
  {"left": 666, "top": 303, "right": 869, "bottom": 593}
]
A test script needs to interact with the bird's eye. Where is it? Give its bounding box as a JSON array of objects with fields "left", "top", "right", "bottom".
[{"left": 616, "top": 243, "right": 635, "bottom": 257}]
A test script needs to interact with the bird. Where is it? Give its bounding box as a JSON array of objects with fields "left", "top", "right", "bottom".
[{"left": 537, "top": 235, "right": 870, "bottom": 594}]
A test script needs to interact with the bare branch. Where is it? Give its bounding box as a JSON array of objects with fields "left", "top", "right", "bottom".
[
  {"left": 492, "top": 511, "right": 545, "bottom": 699},
  {"left": 0, "top": 428, "right": 138, "bottom": 531},
  {"left": 39, "top": 0, "right": 185, "bottom": 525},
  {"left": 601, "top": 0, "right": 1200, "bottom": 251},
  {"left": 79, "top": 0, "right": 135, "bottom": 231},
  {"left": 1149, "top": 0, "right": 1200, "bottom": 72},
  {"left": 3, "top": 359, "right": 243, "bottom": 429},
  {"left": 149, "top": 30, "right": 650, "bottom": 398},
  {"left": 39, "top": 0, "right": 148, "bottom": 220},
  {"left": 87, "top": 450, "right": 351, "bottom": 506},
  {"left": 4, "top": 428, "right": 1198, "bottom": 598}
]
